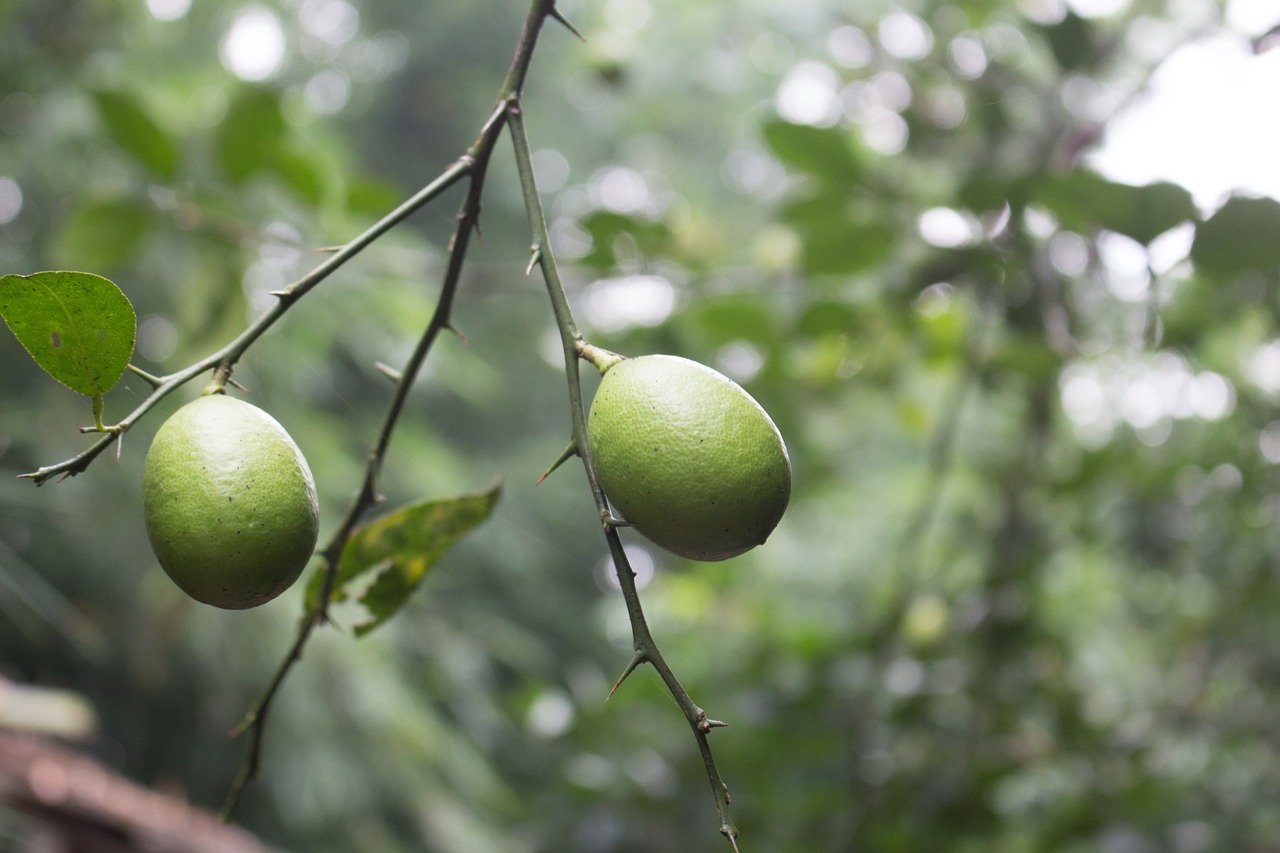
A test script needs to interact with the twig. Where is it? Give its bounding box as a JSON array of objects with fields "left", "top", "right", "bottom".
[
  {"left": 220, "top": 0, "right": 560, "bottom": 822},
  {"left": 20, "top": 158, "right": 472, "bottom": 486},
  {"left": 508, "top": 90, "right": 740, "bottom": 847},
  {"left": 28, "top": 0, "right": 745, "bottom": 843}
]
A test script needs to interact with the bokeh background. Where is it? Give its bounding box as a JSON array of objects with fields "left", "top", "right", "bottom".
[{"left": 3, "top": 0, "right": 1280, "bottom": 850}]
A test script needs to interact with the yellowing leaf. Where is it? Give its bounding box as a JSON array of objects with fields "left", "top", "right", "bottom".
[{"left": 308, "top": 483, "right": 501, "bottom": 635}]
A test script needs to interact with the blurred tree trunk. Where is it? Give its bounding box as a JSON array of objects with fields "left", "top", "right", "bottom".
[{"left": 0, "top": 730, "right": 280, "bottom": 853}]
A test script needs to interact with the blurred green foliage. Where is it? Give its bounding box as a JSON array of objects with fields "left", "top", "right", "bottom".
[{"left": 3, "top": 0, "right": 1280, "bottom": 851}]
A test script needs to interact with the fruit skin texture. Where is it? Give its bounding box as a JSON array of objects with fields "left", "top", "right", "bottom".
[
  {"left": 143, "top": 393, "right": 320, "bottom": 609},
  {"left": 587, "top": 354, "right": 791, "bottom": 561}
]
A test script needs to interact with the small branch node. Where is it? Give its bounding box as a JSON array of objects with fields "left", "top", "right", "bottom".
[
  {"left": 77, "top": 423, "right": 125, "bottom": 435},
  {"left": 602, "top": 512, "right": 633, "bottom": 529}
]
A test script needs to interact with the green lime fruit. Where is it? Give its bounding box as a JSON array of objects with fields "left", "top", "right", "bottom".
[
  {"left": 586, "top": 354, "right": 791, "bottom": 561},
  {"left": 143, "top": 393, "right": 320, "bottom": 609}
]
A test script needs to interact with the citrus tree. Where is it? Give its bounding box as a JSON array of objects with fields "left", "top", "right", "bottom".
[
  {"left": 2, "top": 1, "right": 773, "bottom": 847},
  {"left": 4, "top": 0, "right": 1280, "bottom": 850}
]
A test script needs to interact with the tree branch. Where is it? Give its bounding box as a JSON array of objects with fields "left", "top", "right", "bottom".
[
  {"left": 25, "top": 1, "right": 745, "bottom": 845},
  {"left": 507, "top": 91, "right": 740, "bottom": 849},
  {"left": 220, "top": 0, "right": 560, "bottom": 822},
  {"left": 20, "top": 158, "right": 472, "bottom": 486}
]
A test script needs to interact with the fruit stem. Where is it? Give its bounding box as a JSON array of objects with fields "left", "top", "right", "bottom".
[
  {"left": 576, "top": 343, "right": 624, "bottom": 371},
  {"left": 577, "top": 341, "right": 625, "bottom": 374},
  {"left": 201, "top": 364, "right": 233, "bottom": 396}
]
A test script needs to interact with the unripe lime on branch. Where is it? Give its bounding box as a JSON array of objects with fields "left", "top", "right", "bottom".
[
  {"left": 142, "top": 393, "right": 320, "bottom": 609},
  {"left": 586, "top": 354, "right": 791, "bottom": 561}
]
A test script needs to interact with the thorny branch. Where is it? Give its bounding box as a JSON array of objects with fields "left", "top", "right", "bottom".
[
  {"left": 23, "top": 0, "right": 743, "bottom": 844},
  {"left": 508, "top": 97, "right": 739, "bottom": 847}
]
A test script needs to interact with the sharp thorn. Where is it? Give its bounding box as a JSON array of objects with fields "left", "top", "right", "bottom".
[
  {"left": 229, "top": 712, "right": 256, "bottom": 739},
  {"left": 125, "top": 364, "right": 164, "bottom": 387},
  {"left": 374, "top": 362, "right": 403, "bottom": 383},
  {"left": 608, "top": 651, "right": 647, "bottom": 699},
  {"left": 526, "top": 246, "right": 542, "bottom": 275},
  {"left": 536, "top": 440, "right": 579, "bottom": 485},
  {"left": 550, "top": 7, "right": 586, "bottom": 41},
  {"left": 445, "top": 323, "right": 469, "bottom": 344}
]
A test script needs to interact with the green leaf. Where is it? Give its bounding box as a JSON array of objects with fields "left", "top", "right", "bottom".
[
  {"left": 1037, "top": 11, "right": 1096, "bottom": 71},
  {"left": 0, "top": 271, "right": 136, "bottom": 396},
  {"left": 989, "top": 332, "right": 1062, "bottom": 382},
  {"left": 683, "top": 295, "right": 779, "bottom": 349},
  {"left": 217, "top": 85, "right": 286, "bottom": 183},
  {"left": 91, "top": 89, "right": 179, "bottom": 180},
  {"left": 346, "top": 175, "right": 404, "bottom": 216},
  {"left": 273, "top": 145, "right": 327, "bottom": 206},
  {"left": 577, "top": 210, "right": 672, "bottom": 270},
  {"left": 51, "top": 197, "right": 152, "bottom": 270},
  {"left": 310, "top": 484, "right": 501, "bottom": 635},
  {"left": 762, "top": 119, "right": 861, "bottom": 186},
  {"left": 796, "top": 299, "right": 860, "bottom": 338},
  {"left": 957, "top": 173, "right": 1032, "bottom": 216},
  {"left": 1191, "top": 195, "right": 1280, "bottom": 276},
  {"left": 781, "top": 192, "right": 895, "bottom": 275},
  {"left": 1032, "top": 171, "right": 1196, "bottom": 244}
]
